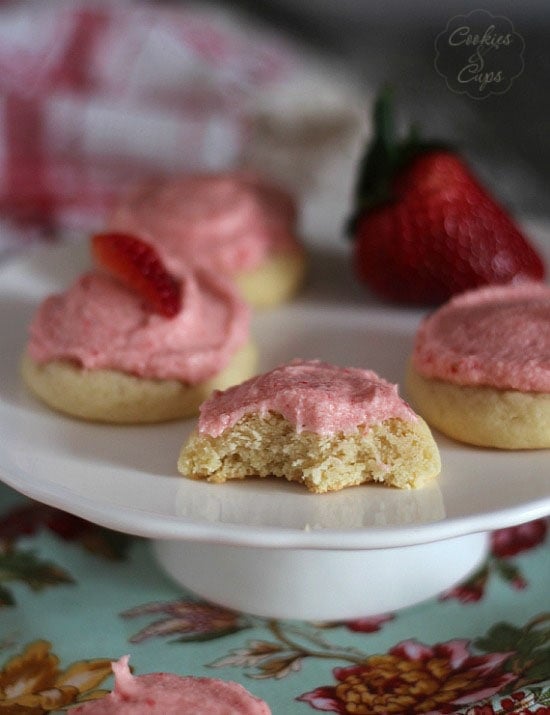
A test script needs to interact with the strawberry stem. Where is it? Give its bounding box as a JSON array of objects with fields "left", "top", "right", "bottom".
[
  {"left": 372, "top": 85, "right": 396, "bottom": 161},
  {"left": 346, "top": 86, "right": 398, "bottom": 235}
]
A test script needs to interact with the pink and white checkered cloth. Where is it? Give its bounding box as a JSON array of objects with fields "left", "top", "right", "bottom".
[{"left": 0, "top": 0, "right": 293, "bottom": 256}]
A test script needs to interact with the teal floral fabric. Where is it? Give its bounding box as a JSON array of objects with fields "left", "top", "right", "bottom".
[{"left": 0, "top": 481, "right": 548, "bottom": 714}]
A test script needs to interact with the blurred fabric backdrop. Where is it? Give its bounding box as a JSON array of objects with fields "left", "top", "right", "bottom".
[
  {"left": 0, "top": 0, "right": 547, "bottom": 257},
  {"left": 228, "top": 0, "right": 549, "bottom": 217}
]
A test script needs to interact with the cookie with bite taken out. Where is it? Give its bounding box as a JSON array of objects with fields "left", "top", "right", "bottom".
[{"left": 179, "top": 359, "right": 441, "bottom": 493}]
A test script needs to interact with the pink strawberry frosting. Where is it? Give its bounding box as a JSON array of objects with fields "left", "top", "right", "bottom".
[
  {"left": 27, "top": 268, "right": 250, "bottom": 383},
  {"left": 198, "top": 359, "right": 417, "bottom": 437},
  {"left": 412, "top": 281, "right": 550, "bottom": 392},
  {"left": 68, "top": 656, "right": 270, "bottom": 715},
  {"left": 107, "top": 172, "right": 300, "bottom": 276}
]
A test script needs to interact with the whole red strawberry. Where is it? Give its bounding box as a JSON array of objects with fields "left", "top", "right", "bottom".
[
  {"left": 348, "top": 90, "right": 545, "bottom": 304},
  {"left": 91, "top": 232, "right": 181, "bottom": 317}
]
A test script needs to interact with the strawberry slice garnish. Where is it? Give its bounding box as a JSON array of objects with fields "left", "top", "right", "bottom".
[
  {"left": 91, "top": 232, "right": 181, "bottom": 317},
  {"left": 347, "top": 89, "right": 545, "bottom": 305}
]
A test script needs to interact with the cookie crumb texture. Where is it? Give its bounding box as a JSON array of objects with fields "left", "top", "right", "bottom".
[{"left": 179, "top": 412, "right": 440, "bottom": 493}]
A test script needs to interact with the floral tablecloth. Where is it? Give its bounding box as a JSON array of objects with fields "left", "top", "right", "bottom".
[{"left": 0, "top": 481, "right": 548, "bottom": 714}]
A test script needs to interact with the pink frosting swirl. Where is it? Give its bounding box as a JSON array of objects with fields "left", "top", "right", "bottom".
[
  {"left": 198, "top": 359, "right": 417, "bottom": 437},
  {"left": 27, "top": 268, "right": 250, "bottom": 383},
  {"left": 412, "top": 282, "right": 550, "bottom": 392},
  {"left": 107, "top": 172, "right": 300, "bottom": 276},
  {"left": 68, "top": 656, "right": 270, "bottom": 715}
]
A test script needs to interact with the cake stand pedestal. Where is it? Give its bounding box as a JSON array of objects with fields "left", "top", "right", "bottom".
[{"left": 153, "top": 531, "right": 489, "bottom": 620}]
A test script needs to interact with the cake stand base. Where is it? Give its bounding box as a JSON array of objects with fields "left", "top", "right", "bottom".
[{"left": 153, "top": 532, "right": 489, "bottom": 621}]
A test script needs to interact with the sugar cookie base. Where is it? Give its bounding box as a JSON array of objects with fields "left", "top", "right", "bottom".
[
  {"left": 406, "top": 362, "right": 550, "bottom": 449},
  {"left": 21, "top": 341, "right": 258, "bottom": 424},
  {"left": 234, "top": 248, "right": 306, "bottom": 308},
  {"left": 178, "top": 412, "right": 441, "bottom": 493}
]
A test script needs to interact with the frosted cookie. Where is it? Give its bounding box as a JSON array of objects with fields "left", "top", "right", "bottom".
[
  {"left": 68, "top": 656, "right": 270, "bottom": 715},
  {"left": 179, "top": 359, "right": 441, "bottom": 493},
  {"left": 107, "top": 172, "right": 306, "bottom": 308},
  {"left": 407, "top": 282, "right": 550, "bottom": 448},
  {"left": 22, "top": 235, "right": 257, "bottom": 423}
]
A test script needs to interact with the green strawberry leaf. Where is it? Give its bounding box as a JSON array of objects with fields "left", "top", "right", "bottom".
[
  {"left": 347, "top": 86, "right": 397, "bottom": 234},
  {"left": 346, "top": 86, "right": 449, "bottom": 236}
]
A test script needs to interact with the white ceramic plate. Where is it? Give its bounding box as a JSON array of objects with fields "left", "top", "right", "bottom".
[{"left": 0, "top": 232, "right": 549, "bottom": 553}]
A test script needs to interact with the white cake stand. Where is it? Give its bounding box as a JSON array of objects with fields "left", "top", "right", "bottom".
[{"left": 1, "top": 240, "right": 548, "bottom": 620}]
